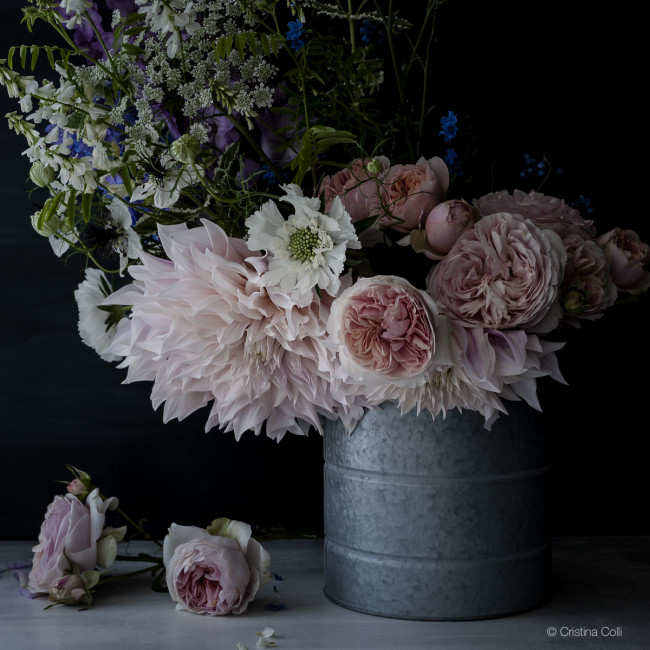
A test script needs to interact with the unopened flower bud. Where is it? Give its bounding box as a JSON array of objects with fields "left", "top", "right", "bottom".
[
  {"left": 29, "top": 161, "right": 56, "bottom": 187},
  {"left": 365, "top": 158, "right": 384, "bottom": 175},
  {"left": 562, "top": 288, "right": 586, "bottom": 315},
  {"left": 48, "top": 574, "right": 87, "bottom": 605},
  {"left": 170, "top": 134, "right": 201, "bottom": 164},
  {"left": 66, "top": 478, "right": 87, "bottom": 497},
  {"left": 422, "top": 199, "right": 477, "bottom": 260}
]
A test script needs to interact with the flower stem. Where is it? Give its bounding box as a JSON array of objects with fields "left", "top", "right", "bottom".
[{"left": 97, "top": 564, "right": 161, "bottom": 586}]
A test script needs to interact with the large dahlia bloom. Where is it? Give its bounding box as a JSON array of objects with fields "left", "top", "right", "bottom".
[
  {"left": 394, "top": 321, "right": 566, "bottom": 427},
  {"left": 103, "top": 220, "right": 363, "bottom": 440}
]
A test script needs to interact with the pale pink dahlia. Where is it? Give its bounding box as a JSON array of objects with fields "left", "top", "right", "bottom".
[{"left": 103, "top": 220, "right": 362, "bottom": 440}]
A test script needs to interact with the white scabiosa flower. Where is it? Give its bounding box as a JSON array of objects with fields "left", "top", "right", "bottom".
[
  {"left": 245, "top": 184, "right": 361, "bottom": 308},
  {"left": 74, "top": 268, "right": 122, "bottom": 362}
]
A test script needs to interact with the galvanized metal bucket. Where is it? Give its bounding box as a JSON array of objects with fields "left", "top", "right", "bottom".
[{"left": 323, "top": 401, "right": 551, "bottom": 620}]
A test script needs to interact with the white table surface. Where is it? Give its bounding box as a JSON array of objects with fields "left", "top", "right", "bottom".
[{"left": 1, "top": 537, "right": 649, "bottom": 649}]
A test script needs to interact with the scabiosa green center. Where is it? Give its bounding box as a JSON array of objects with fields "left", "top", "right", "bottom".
[{"left": 288, "top": 225, "right": 327, "bottom": 262}]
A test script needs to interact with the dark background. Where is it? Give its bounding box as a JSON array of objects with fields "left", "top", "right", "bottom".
[{"left": 1, "top": 1, "right": 647, "bottom": 541}]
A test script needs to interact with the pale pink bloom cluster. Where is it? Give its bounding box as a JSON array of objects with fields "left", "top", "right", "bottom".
[
  {"left": 103, "top": 219, "right": 364, "bottom": 440},
  {"left": 320, "top": 156, "right": 450, "bottom": 233},
  {"left": 85, "top": 162, "right": 650, "bottom": 436}
]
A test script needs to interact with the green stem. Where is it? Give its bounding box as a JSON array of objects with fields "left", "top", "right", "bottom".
[
  {"left": 348, "top": 0, "right": 357, "bottom": 52},
  {"left": 224, "top": 114, "right": 284, "bottom": 180},
  {"left": 97, "top": 564, "right": 161, "bottom": 586},
  {"left": 113, "top": 505, "right": 163, "bottom": 548},
  {"left": 115, "top": 554, "right": 163, "bottom": 564}
]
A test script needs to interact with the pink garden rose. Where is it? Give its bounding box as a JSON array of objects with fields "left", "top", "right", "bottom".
[
  {"left": 596, "top": 228, "right": 650, "bottom": 294},
  {"left": 328, "top": 275, "right": 446, "bottom": 385},
  {"left": 376, "top": 157, "right": 449, "bottom": 232},
  {"left": 474, "top": 189, "right": 595, "bottom": 239},
  {"left": 28, "top": 488, "right": 119, "bottom": 594},
  {"left": 561, "top": 233, "right": 617, "bottom": 322},
  {"left": 422, "top": 199, "right": 478, "bottom": 259},
  {"left": 427, "top": 212, "right": 566, "bottom": 333},
  {"left": 163, "top": 520, "right": 271, "bottom": 616},
  {"left": 319, "top": 156, "right": 390, "bottom": 223}
]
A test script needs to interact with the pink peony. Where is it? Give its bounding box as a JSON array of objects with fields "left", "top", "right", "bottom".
[
  {"left": 561, "top": 233, "right": 617, "bottom": 323},
  {"left": 319, "top": 156, "right": 390, "bottom": 223},
  {"left": 596, "top": 228, "right": 650, "bottom": 294},
  {"left": 422, "top": 199, "right": 478, "bottom": 259},
  {"left": 474, "top": 189, "right": 595, "bottom": 239},
  {"left": 28, "top": 489, "right": 118, "bottom": 594},
  {"left": 163, "top": 521, "right": 271, "bottom": 616},
  {"left": 103, "top": 219, "right": 365, "bottom": 440},
  {"left": 427, "top": 212, "right": 566, "bottom": 333},
  {"left": 376, "top": 157, "right": 449, "bottom": 232},
  {"left": 328, "top": 275, "right": 446, "bottom": 386}
]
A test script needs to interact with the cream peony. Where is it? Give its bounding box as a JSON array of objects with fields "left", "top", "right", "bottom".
[
  {"left": 427, "top": 212, "right": 566, "bottom": 333},
  {"left": 163, "top": 520, "right": 271, "bottom": 616},
  {"left": 376, "top": 157, "right": 449, "bottom": 232},
  {"left": 474, "top": 189, "right": 595, "bottom": 239},
  {"left": 319, "top": 156, "right": 390, "bottom": 223},
  {"left": 328, "top": 275, "right": 452, "bottom": 388},
  {"left": 596, "top": 228, "right": 650, "bottom": 294},
  {"left": 561, "top": 233, "right": 617, "bottom": 323}
]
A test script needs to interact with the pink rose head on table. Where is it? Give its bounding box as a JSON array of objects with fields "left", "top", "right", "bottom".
[
  {"left": 25, "top": 469, "right": 126, "bottom": 607},
  {"left": 163, "top": 518, "right": 272, "bottom": 616}
]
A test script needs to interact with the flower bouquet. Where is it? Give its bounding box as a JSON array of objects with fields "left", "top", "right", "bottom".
[{"left": 2, "top": 0, "right": 649, "bottom": 621}]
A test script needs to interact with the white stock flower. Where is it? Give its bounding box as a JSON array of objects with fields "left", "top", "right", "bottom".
[
  {"left": 245, "top": 184, "right": 361, "bottom": 307},
  {"left": 105, "top": 200, "right": 142, "bottom": 273},
  {"left": 74, "top": 268, "right": 122, "bottom": 362},
  {"left": 130, "top": 155, "right": 202, "bottom": 209},
  {"left": 59, "top": 0, "right": 93, "bottom": 28}
]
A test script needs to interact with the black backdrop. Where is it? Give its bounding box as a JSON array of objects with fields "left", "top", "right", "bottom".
[{"left": 1, "top": 1, "right": 648, "bottom": 541}]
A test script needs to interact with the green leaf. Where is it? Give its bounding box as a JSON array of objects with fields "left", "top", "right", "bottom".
[
  {"left": 81, "top": 192, "right": 92, "bottom": 223},
  {"left": 65, "top": 112, "right": 85, "bottom": 131},
  {"left": 122, "top": 43, "right": 145, "bottom": 57},
  {"left": 19, "top": 45, "right": 27, "bottom": 69},
  {"left": 45, "top": 46, "right": 55, "bottom": 69},
  {"left": 30, "top": 45, "right": 39, "bottom": 71},
  {"left": 7, "top": 46, "right": 15, "bottom": 69},
  {"left": 66, "top": 188, "right": 77, "bottom": 228},
  {"left": 120, "top": 164, "right": 134, "bottom": 197}
]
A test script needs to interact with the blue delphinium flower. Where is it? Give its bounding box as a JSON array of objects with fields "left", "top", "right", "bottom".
[
  {"left": 261, "top": 164, "right": 278, "bottom": 185},
  {"left": 520, "top": 152, "right": 546, "bottom": 178},
  {"left": 360, "top": 19, "right": 385, "bottom": 44},
  {"left": 444, "top": 148, "right": 463, "bottom": 176},
  {"left": 286, "top": 20, "right": 305, "bottom": 52},
  {"left": 439, "top": 111, "right": 458, "bottom": 143},
  {"left": 572, "top": 195, "right": 594, "bottom": 215}
]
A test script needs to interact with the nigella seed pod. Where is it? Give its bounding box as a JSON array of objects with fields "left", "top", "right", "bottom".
[
  {"left": 170, "top": 134, "right": 201, "bottom": 164},
  {"left": 29, "top": 161, "right": 56, "bottom": 187}
]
